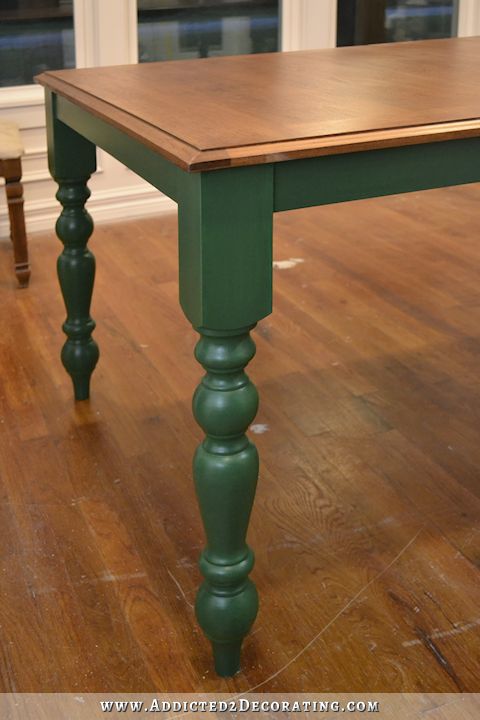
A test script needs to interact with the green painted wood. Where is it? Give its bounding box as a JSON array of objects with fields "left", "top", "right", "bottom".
[
  {"left": 178, "top": 165, "right": 274, "bottom": 330},
  {"left": 274, "top": 138, "right": 480, "bottom": 212},
  {"left": 193, "top": 326, "right": 259, "bottom": 677},
  {"left": 45, "top": 92, "right": 97, "bottom": 181},
  {"left": 55, "top": 94, "right": 183, "bottom": 203},
  {"left": 46, "top": 91, "right": 99, "bottom": 401},
  {"left": 178, "top": 166, "right": 273, "bottom": 675}
]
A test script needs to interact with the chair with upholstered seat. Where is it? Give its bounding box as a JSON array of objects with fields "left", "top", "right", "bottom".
[{"left": 0, "top": 120, "right": 30, "bottom": 287}]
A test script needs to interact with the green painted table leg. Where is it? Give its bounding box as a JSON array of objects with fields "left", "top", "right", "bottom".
[
  {"left": 55, "top": 179, "right": 98, "bottom": 400},
  {"left": 194, "top": 325, "right": 259, "bottom": 676},
  {"left": 45, "top": 91, "right": 98, "bottom": 401},
  {"left": 178, "top": 165, "right": 274, "bottom": 676}
]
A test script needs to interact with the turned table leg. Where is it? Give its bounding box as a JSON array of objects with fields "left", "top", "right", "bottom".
[
  {"left": 45, "top": 91, "right": 98, "bottom": 401},
  {"left": 193, "top": 325, "right": 259, "bottom": 676},
  {"left": 55, "top": 177, "right": 98, "bottom": 401},
  {"left": 179, "top": 166, "right": 274, "bottom": 676}
]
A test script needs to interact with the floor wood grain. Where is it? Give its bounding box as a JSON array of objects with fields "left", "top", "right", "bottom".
[{"left": 1, "top": 183, "right": 480, "bottom": 692}]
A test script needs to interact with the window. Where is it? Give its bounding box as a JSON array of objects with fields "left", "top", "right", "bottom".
[
  {"left": 337, "top": 0, "right": 459, "bottom": 47},
  {"left": 137, "top": 0, "right": 280, "bottom": 63},
  {"left": 0, "top": 0, "right": 75, "bottom": 88}
]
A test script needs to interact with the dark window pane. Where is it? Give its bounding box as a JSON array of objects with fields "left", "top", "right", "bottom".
[
  {"left": 337, "top": 0, "right": 458, "bottom": 47},
  {"left": 0, "top": 1, "right": 75, "bottom": 88},
  {"left": 138, "top": 0, "right": 279, "bottom": 63}
]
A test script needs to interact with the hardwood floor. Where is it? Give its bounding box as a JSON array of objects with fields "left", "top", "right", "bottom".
[{"left": 1, "top": 184, "right": 480, "bottom": 692}]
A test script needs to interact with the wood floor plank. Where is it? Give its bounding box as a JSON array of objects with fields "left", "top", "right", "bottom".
[{"left": 0, "top": 184, "right": 479, "bottom": 691}]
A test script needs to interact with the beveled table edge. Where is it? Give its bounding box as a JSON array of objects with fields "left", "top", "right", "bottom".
[{"left": 37, "top": 71, "right": 480, "bottom": 173}]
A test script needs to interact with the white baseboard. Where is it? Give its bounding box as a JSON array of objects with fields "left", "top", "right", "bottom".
[{"left": 0, "top": 185, "right": 177, "bottom": 239}]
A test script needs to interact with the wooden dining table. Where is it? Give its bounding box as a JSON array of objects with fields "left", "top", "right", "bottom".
[{"left": 37, "top": 36, "right": 480, "bottom": 678}]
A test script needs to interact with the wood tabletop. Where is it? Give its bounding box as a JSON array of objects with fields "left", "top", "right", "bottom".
[{"left": 37, "top": 37, "right": 480, "bottom": 172}]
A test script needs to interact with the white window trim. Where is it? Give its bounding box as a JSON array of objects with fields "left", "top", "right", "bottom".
[
  {"left": 458, "top": 0, "right": 480, "bottom": 36},
  {"left": 282, "top": 0, "right": 337, "bottom": 51},
  {"left": 0, "top": 84, "right": 43, "bottom": 109},
  {"left": 75, "top": 0, "right": 138, "bottom": 67}
]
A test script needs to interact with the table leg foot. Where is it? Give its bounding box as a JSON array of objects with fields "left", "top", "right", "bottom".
[
  {"left": 66, "top": 366, "right": 95, "bottom": 402},
  {"left": 193, "top": 326, "right": 260, "bottom": 676},
  {"left": 211, "top": 641, "right": 242, "bottom": 678},
  {"left": 55, "top": 179, "right": 99, "bottom": 401}
]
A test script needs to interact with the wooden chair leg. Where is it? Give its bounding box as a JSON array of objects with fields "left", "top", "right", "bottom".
[{"left": 4, "top": 157, "right": 30, "bottom": 288}]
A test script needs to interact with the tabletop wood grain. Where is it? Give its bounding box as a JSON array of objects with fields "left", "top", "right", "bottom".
[{"left": 37, "top": 37, "right": 480, "bottom": 170}]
